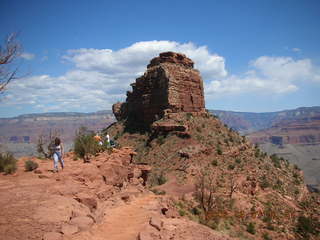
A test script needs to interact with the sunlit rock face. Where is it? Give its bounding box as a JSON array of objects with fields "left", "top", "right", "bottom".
[{"left": 113, "top": 52, "right": 206, "bottom": 125}]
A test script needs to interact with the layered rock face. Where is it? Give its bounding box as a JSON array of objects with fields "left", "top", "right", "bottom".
[{"left": 113, "top": 52, "right": 205, "bottom": 125}]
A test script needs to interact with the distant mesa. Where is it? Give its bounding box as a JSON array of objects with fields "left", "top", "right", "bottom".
[{"left": 112, "top": 52, "right": 206, "bottom": 127}]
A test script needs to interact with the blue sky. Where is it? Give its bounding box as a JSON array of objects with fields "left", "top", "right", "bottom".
[{"left": 1, "top": 0, "right": 319, "bottom": 117}]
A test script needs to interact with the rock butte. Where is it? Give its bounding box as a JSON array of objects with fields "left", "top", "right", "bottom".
[{"left": 113, "top": 52, "right": 206, "bottom": 126}]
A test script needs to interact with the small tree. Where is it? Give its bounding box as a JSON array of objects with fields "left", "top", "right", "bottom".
[
  {"left": 0, "top": 33, "right": 22, "bottom": 93},
  {"left": 195, "top": 169, "right": 217, "bottom": 222},
  {"left": 37, "top": 129, "right": 59, "bottom": 158},
  {"left": 74, "top": 127, "right": 100, "bottom": 162},
  {"left": 229, "top": 176, "right": 238, "bottom": 199}
]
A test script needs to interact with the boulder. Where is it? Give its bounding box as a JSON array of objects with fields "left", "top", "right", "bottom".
[
  {"left": 100, "top": 163, "right": 129, "bottom": 186},
  {"left": 33, "top": 196, "right": 90, "bottom": 224},
  {"left": 61, "top": 224, "right": 79, "bottom": 235},
  {"left": 149, "top": 216, "right": 163, "bottom": 231},
  {"left": 42, "top": 232, "right": 62, "bottom": 240},
  {"left": 70, "top": 216, "right": 94, "bottom": 230},
  {"left": 74, "top": 193, "right": 98, "bottom": 212}
]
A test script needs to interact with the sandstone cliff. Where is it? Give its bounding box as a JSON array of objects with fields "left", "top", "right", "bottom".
[{"left": 113, "top": 52, "right": 205, "bottom": 126}]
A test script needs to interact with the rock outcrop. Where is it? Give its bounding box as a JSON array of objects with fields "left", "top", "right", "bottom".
[{"left": 113, "top": 52, "right": 206, "bottom": 126}]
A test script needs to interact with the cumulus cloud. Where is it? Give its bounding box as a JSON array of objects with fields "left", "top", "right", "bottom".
[
  {"left": 20, "top": 52, "right": 35, "bottom": 60},
  {"left": 3, "top": 40, "right": 319, "bottom": 114},
  {"left": 206, "top": 56, "right": 320, "bottom": 97},
  {"left": 3, "top": 41, "right": 227, "bottom": 112},
  {"left": 63, "top": 41, "right": 227, "bottom": 78}
]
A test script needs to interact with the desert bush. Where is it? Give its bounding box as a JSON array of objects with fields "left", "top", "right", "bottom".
[
  {"left": 228, "top": 164, "right": 235, "bottom": 170},
  {"left": 150, "top": 189, "right": 166, "bottom": 195},
  {"left": 235, "top": 158, "right": 241, "bottom": 164},
  {"left": 156, "top": 135, "right": 166, "bottom": 145},
  {"left": 255, "top": 148, "right": 260, "bottom": 158},
  {"left": 262, "top": 232, "right": 272, "bottom": 240},
  {"left": 216, "top": 145, "right": 222, "bottom": 155},
  {"left": 211, "top": 159, "right": 218, "bottom": 166},
  {"left": 246, "top": 222, "right": 256, "bottom": 234},
  {"left": 294, "top": 164, "right": 301, "bottom": 171},
  {"left": 74, "top": 127, "right": 100, "bottom": 162},
  {"left": 37, "top": 129, "right": 60, "bottom": 158},
  {"left": 0, "top": 152, "right": 17, "bottom": 174},
  {"left": 186, "top": 112, "right": 193, "bottom": 120},
  {"left": 295, "top": 215, "right": 319, "bottom": 239},
  {"left": 271, "top": 154, "right": 281, "bottom": 168},
  {"left": 179, "top": 209, "right": 186, "bottom": 216},
  {"left": 149, "top": 170, "right": 167, "bottom": 186},
  {"left": 260, "top": 175, "right": 270, "bottom": 189},
  {"left": 24, "top": 160, "right": 38, "bottom": 171},
  {"left": 190, "top": 206, "right": 202, "bottom": 215}
]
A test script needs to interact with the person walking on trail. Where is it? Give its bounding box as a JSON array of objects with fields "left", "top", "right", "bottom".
[
  {"left": 52, "top": 137, "right": 64, "bottom": 172},
  {"left": 94, "top": 133, "right": 103, "bottom": 146}
]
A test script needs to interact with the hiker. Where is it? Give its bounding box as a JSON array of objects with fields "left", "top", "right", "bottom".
[
  {"left": 106, "top": 133, "right": 110, "bottom": 145},
  {"left": 94, "top": 133, "right": 103, "bottom": 146},
  {"left": 52, "top": 137, "right": 64, "bottom": 172}
]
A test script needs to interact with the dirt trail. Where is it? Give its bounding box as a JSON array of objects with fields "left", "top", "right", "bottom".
[{"left": 68, "top": 194, "right": 157, "bottom": 240}]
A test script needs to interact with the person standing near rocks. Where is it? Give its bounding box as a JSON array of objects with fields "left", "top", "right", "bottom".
[
  {"left": 52, "top": 137, "right": 64, "bottom": 172},
  {"left": 94, "top": 133, "right": 103, "bottom": 146},
  {"left": 106, "top": 133, "right": 110, "bottom": 145}
]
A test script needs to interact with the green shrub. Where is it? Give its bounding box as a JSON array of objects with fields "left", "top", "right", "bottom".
[
  {"left": 228, "top": 164, "right": 235, "bottom": 170},
  {"left": 247, "top": 222, "right": 256, "bottom": 234},
  {"left": 212, "top": 159, "right": 218, "bottom": 166},
  {"left": 186, "top": 112, "right": 193, "bottom": 120},
  {"left": 235, "top": 158, "right": 241, "bottom": 164},
  {"left": 149, "top": 170, "right": 167, "bottom": 186},
  {"left": 294, "top": 164, "right": 301, "bottom": 171},
  {"left": 255, "top": 148, "right": 260, "bottom": 158},
  {"left": 262, "top": 232, "right": 272, "bottom": 240},
  {"left": 179, "top": 209, "right": 186, "bottom": 216},
  {"left": 296, "top": 215, "right": 319, "bottom": 239},
  {"left": 150, "top": 189, "right": 166, "bottom": 195},
  {"left": 74, "top": 127, "right": 100, "bottom": 162},
  {"left": 216, "top": 145, "right": 222, "bottom": 155},
  {"left": 24, "top": 160, "right": 38, "bottom": 171},
  {"left": 156, "top": 135, "right": 166, "bottom": 145},
  {"left": 190, "top": 206, "right": 202, "bottom": 215},
  {"left": 260, "top": 175, "right": 270, "bottom": 189},
  {"left": 271, "top": 154, "right": 281, "bottom": 168},
  {"left": 0, "top": 152, "right": 17, "bottom": 174}
]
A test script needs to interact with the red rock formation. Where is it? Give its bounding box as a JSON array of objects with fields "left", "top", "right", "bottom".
[{"left": 113, "top": 52, "right": 206, "bottom": 126}]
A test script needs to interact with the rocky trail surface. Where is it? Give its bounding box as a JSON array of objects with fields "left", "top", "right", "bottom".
[
  {"left": 0, "top": 148, "right": 232, "bottom": 240},
  {"left": 67, "top": 194, "right": 157, "bottom": 240}
]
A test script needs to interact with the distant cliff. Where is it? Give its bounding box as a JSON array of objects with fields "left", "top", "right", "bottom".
[
  {"left": 211, "top": 106, "right": 320, "bottom": 136},
  {"left": 0, "top": 111, "right": 115, "bottom": 156}
]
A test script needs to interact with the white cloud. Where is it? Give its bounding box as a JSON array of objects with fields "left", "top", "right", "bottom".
[
  {"left": 205, "top": 56, "right": 320, "bottom": 97},
  {"left": 2, "top": 41, "right": 320, "bottom": 114},
  {"left": 3, "top": 41, "right": 227, "bottom": 112},
  {"left": 292, "top": 48, "right": 301, "bottom": 52},
  {"left": 63, "top": 41, "right": 227, "bottom": 78},
  {"left": 20, "top": 52, "right": 35, "bottom": 60}
]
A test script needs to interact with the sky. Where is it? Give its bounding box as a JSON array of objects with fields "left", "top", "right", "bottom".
[{"left": 1, "top": 0, "right": 320, "bottom": 117}]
